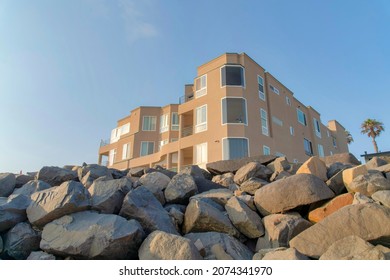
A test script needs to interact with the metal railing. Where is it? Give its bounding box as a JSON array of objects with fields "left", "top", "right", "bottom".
[
  {"left": 100, "top": 139, "right": 110, "bottom": 147},
  {"left": 179, "top": 94, "right": 194, "bottom": 104},
  {"left": 181, "top": 126, "right": 194, "bottom": 137}
]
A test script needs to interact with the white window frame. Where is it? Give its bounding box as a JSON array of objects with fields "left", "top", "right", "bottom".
[
  {"left": 327, "top": 130, "right": 330, "bottom": 138},
  {"left": 313, "top": 118, "right": 321, "bottom": 138},
  {"left": 270, "top": 84, "right": 280, "bottom": 95},
  {"left": 195, "top": 142, "right": 208, "bottom": 165},
  {"left": 158, "top": 139, "right": 168, "bottom": 151},
  {"left": 258, "top": 75, "right": 265, "bottom": 101},
  {"left": 260, "top": 108, "right": 269, "bottom": 136},
  {"left": 272, "top": 116, "right": 283, "bottom": 127},
  {"left": 221, "top": 97, "right": 248, "bottom": 125},
  {"left": 286, "top": 96, "right": 291, "bottom": 106},
  {"left": 142, "top": 116, "right": 157, "bottom": 131},
  {"left": 160, "top": 114, "right": 169, "bottom": 133},
  {"left": 263, "top": 145, "right": 270, "bottom": 156},
  {"left": 297, "top": 108, "right": 307, "bottom": 126},
  {"left": 318, "top": 144, "right": 325, "bottom": 158},
  {"left": 109, "top": 149, "right": 116, "bottom": 166},
  {"left": 195, "top": 74, "right": 207, "bottom": 98},
  {"left": 171, "top": 112, "right": 179, "bottom": 131},
  {"left": 290, "top": 126, "right": 295, "bottom": 136},
  {"left": 304, "top": 138, "right": 313, "bottom": 156},
  {"left": 222, "top": 137, "right": 250, "bottom": 160},
  {"left": 140, "top": 141, "right": 154, "bottom": 157},
  {"left": 195, "top": 105, "right": 207, "bottom": 133},
  {"left": 220, "top": 65, "right": 246, "bottom": 88}
]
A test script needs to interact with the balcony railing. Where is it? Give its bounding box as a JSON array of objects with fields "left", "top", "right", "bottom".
[
  {"left": 179, "top": 94, "right": 194, "bottom": 104},
  {"left": 100, "top": 139, "right": 110, "bottom": 147},
  {"left": 181, "top": 126, "right": 193, "bottom": 137}
]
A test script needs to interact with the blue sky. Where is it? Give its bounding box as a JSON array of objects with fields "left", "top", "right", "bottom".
[{"left": 1, "top": 0, "right": 389, "bottom": 173}]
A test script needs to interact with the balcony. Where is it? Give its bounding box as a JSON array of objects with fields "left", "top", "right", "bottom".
[
  {"left": 181, "top": 126, "right": 193, "bottom": 137},
  {"left": 179, "top": 94, "right": 194, "bottom": 104},
  {"left": 100, "top": 139, "right": 110, "bottom": 147}
]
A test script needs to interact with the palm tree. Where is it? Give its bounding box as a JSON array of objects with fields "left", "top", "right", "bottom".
[
  {"left": 345, "top": 130, "right": 354, "bottom": 144},
  {"left": 361, "top": 119, "right": 385, "bottom": 153}
]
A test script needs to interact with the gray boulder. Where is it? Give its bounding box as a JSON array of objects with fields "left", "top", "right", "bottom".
[
  {"left": 254, "top": 174, "right": 335, "bottom": 216},
  {"left": 0, "top": 194, "right": 30, "bottom": 232},
  {"left": 212, "top": 173, "right": 235, "bottom": 187},
  {"left": 206, "top": 155, "right": 276, "bottom": 175},
  {"left": 15, "top": 174, "right": 34, "bottom": 188},
  {"left": 164, "top": 174, "right": 198, "bottom": 205},
  {"left": 40, "top": 211, "right": 145, "bottom": 259},
  {"left": 320, "top": 235, "right": 385, "bottom": 260},
  {"left": 323, "top": 153, "right": 360, "bottom": 167},
  {"left": 12, "top": 180, "right": 52, "bottom": 197},
  {"left": 326, "top": 169, "right": 347, "bottom": 195},
  {"left": 289, "top": 203, "right": 390, "bottom": 259},
  {"left": 225, "top": 197, "right": 264, "bottom": 238},
  {"left": 78, "top": 164, "right": 113, "bottom": 188},
  {"left": 0, "top": 173, "right": 16, "bottom": 197},
  {"left": 193, "top": 177, "right": 225, "bottom": 193},
  {"left": 185, "top": 232, "right": 253, "bottom": 260},
  {"left": 347, "top": 173, "right": 390, "bottom": 196},
  {"left": 146, "top": 166, "right": 177, "bottom": 179},
  {"left": 0, "top": 235, "right": 2, "bottom": 253},
  {"left": 366, "top": 157, "right": 388, "bottom": 170},
  {"left": 3, "top": 222, "right": 40, "bottom": 259},
  {"left": 372, "top": 190, "right": 390, "bottom": 208},
  {"left": 234, "top": 162, "right": 272, "bottom": 185},
  {"left": 183, "top": 199, "right": 240, "bottom": 237},
  {"left": 119, "top": 186, "right": 178, "bottom": 235},
  {"left": 180, "top": 165, "right": 205, "bottom": 179},
  {"left": 27, "top": 181, "right": 91, "bottom": 227},
  {"left": 190, "top": 188, "right": 233, "bottom": 207},
  {"left": 269, "top": 171, "right": 291, "bottom": 182},
  {"left": 267, "top": 157, "right": 290, "bottom": 173},
  {"left": 326, "top": 162, "right": 351, "bottom": 179},
  {"left": 89, "top": 177, "right": 132, "bottom": 214},
  {"left": 27, "top": 251, "right": 56, "bottom": 260},
  {"left": 139, "top": 230, "right": 202, "bottom": 260},
  {"left": 139, "top": 172, "right": 171, "bottom": 190},
  {"left": 36, "top": 166, "right": 77, "bottom": 187},
  {"left": 239, "top": 177, "right": 268, "bottom": 195},
  {"left": 255, "top": 247, "right": 310, "bottom": 260},
  {"left": 127, "top": 167, "right": 144, "bottom": 178}
]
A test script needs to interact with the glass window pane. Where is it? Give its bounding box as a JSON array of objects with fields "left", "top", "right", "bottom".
[
  {"left": 221, "top": 66, "right": 244, "bottom": 86},
  {"left": 223, "top": 138, "right": 248, "bottom": 160},
  {"left": 222, "top": 98, "right": 247, "bottom": 124}
]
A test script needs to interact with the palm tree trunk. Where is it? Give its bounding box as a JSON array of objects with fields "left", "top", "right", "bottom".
[{"left": 372, "top": 136, "right": 379, "bottom": 153}]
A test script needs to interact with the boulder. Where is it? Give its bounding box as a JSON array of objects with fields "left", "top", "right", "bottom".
[
  {"left": 308, "top": 193, "right": 354, "bottom": 223},
  {"left": 12, "top": 180, "right": 52, "bottom": 197},
  {"left": 180, "top": 165, "right": 205, "bottom": 179},
  {"left": 139, "top": 172, "right": 170, "bottom": 190},
  {"left": 239, "top": 177, "right": 268, "bottom": 195},
  {"left": 347, "top": 173, "right": 390, "bottom": 196},
  {"left": 326, "top": 170, "right": 346, "bottom": 195},
  {"left": 342, "top": 165, "right": 368, "bottom": 188},
  {"left": 212, "top": 173, "right": 235, "bottom": 187},
  {"left": 27, "top": 181, "right": 92, "bottom": 227},
  {"left": 269, "top": 171, "right": 291, "bottom": 182},
  {"left": 168, "top": 207, "right": 184, "bottom": 231},
  {"left": 119, "top": 186, "right": 178, "bottom": 235},
  {"left": 15, "top": 174, "right": 34, "bottom": 188},
  {"left": 185, "top": 232, "right": 253, "bottom": 260},
  {"left": 326, "top": 162, "right": 352, "bottom": 179},
  {"left": 372, "top": 190, "right": 390, "bottom": 208},
  {"left": 320, "top": 235, "right": 385, "bottom": 260},
  {"left": 236, "top": 194, "right": 256, "bottom": 211},
  {"left": 138, "top": 230, "right": 202, "bottom": 260},
  {"left": 289, "top": 203, "right": 390, "bottom": 258},
  {"left": 225, "top": 197, "right": 264, "bottom": 238},
  {"left": 0, "top": 235, "right": 3, "bottom": 254},
  {"left": 3, "top": 222, "right": 40, "bottom": 259},
  {"left": 0, "top": 194, "right": 30, "bottom": 232},
  {"left": 296, "top": 156, "right": 328, "bottom": 181},
  {"left": 89, "top": 177, "right": 132, "bottom": 214},
  {"left": 256, "top": 247, "right": 310, "bottom": 260},
  {"left": 353, "top": 192, "right": 375, "bottom": 205},
  {"left": 267, "top": 157, "right": 290, "bottom": 173},
  {"left": 27, "top": 251, "right": 56, "bottom": 260},
  {"left": 375, "top": 245, "right": 390, "bottom": 260},
  {"left": 183, "top": 199, "right": 240, "bottom": 237},
  {"left": 206, "top": 155, "right": 276, "bottom": 175},
  {"left": 234, "top": 162, "right": 272, "bottom": 185},
  {"left": 40, "top": 211, "right": 145, "bottom": 259},
  {"left": 254, "top": 174, "right": 335, "bottom": 216},
  {"left": 127, "top": 167, "right": 144, "bottom": 178},
  {"left": 366, "top": 157, "right": 388, "bottom": 170},
  {"left": 78, "top": 163, "right": 112, "bottom": 181},
  {"left": 190, "top": 188, "right": 233, "bottom": 207},
  {"left": 164, "top": 174, "right": 198, "bottom": 205},
  {"left": 193, "top": 177, "right": 225, "bottom": 193},
  {"left": 36, "top": 166, "right": 78, "bottom": 187},
  {"left": 323, "top": 153, "right": 361, "bottom": 167},
  {"left": 256, "top": 213, "right": 312, "bottom": 250},
  {"left": 108, "top": 168, "right": 128, "bottom": 179},
  {"left": 0, "top": 173, "right": 16, "bottom": 197},
  {"left": 373, "top": 163, "right": 390, "bottom": 173},
  {"left": 146, "top": 166, "right": 177, "bottom": 179}
]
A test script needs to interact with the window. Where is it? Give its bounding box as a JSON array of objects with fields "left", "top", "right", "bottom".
[
  {"left": 263, "top": 145, "right": 270, "bottom": 156},
  {"left": 223, "top": 138, "right": 249, "bottom": 160},
  {"left": 313, "top": 118, "right": 321, "bottom": 138},
  {"left": 297, "top": 109, "right": 307, "bottom": 126},
  {"left": 195, "top": 143, "right": 207, "bottom": 165},
  {"left": 318, "top": 144, "right": 325, "bottom": 157},
  {"left": 290, "top": 126, "right": 295, "bottom": 136},
  {"left": 109, "top": 149, "right": 116, "bottom": 166},
  {"left": 270, "top": 85, "right": 279, "bottom": 94},
  {"left": 140, "top": 141, "right": 154, "bottom": 156},
  {"left": 272, "top": 116, "right": 283, "bottom": 126},
  {"left": 327, "top": 130, "right": 330, "bottom": 138},
  {"left": 261, "top": 109, "right": 269, "bottom": 136},
  {"left": 110, "top": 123, "right": 130, "bottom": 144},
  {"left": 286, "top": 96, "right": 291, "bottom": 106},
  {"left": 304, "top": 138, "right": 313, "bottom": 156},
  {"left": 160, "top": 114, "right": 169, "bottom": 133},
  {"left": 142, "top": 116, "right": 157, "bottom": 131},
  {"left": 332, "top": 137, "right": 337, "bottom": 148},
  {"left": 258, "top": 75, "right": 265, "bottom": 100},
  {"left": 122, "top": 143, "right": 130, "bottom": 160},
  {"left": 195, "top": 105, "right": 207, "bottom": 133},
  {"left": 195, "top": 75, "right": 207, "bottom": 98},
  {"left": 330, "top": 151, "right": 334, "bottom": 156},
  {"left": 158, "top": 139, "right": 168, "bottom": 151},
  {"left": 275, "top": 152, "right": 285, "bottom": 157},
  {"left": 222, "top": 98, "right": 247, "bottom": 124},
  {"left": 171, "top": 112, "right": 179, "bottom": 130},
  {"left": 221, "top": 65, "right": 245, "bottom": 87}
]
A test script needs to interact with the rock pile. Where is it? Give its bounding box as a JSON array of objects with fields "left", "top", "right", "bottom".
[{"left": 1, "top": 154, "right": 390, "bottom": 260}]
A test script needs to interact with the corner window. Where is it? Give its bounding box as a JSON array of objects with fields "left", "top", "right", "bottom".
[
  {"left": 261, "top": 109, "right": 269, "bottom": 136},
  {"left": 140, "top": 141, "right": 154, "bottom": 156},
  {"left": 142, "top": 116, "right": 157, "bottom": 131},
  {"left": 263, "top": 145, "right": 270, "bottom": 156},
  {"left": 195, "top": 105, "right": 207, "bottom": 133},
  {"left": 160, "top": 114, "right": 169, "bottom": 133},
  {"left": 221, "top": 65, "right": 245, "bottom": 87},
  {"left": 313, "top": 118, "right": 321, "bottom": 138},
  {"left": 195, "top": 74, "right": 207, "bottom": 98},
  {"left": 223, "top": 138, "right": 249, "bottom": 160},
  {"left": 171, "top": 112, "right": 179, "bottom": 131},
  {"left": 304, "top": 138, "right": 313, "bottom": 156},
  {"left": 222, "top": 98, "right": 247, "bottom": 125},
  {"left": 258, "top": 75, "right": 265, "bottom": 100},
  {"left": 297, "top": 109, "right": 307, "bottom": 126}
]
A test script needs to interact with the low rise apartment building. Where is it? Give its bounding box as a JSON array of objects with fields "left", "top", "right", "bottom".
[{"left": 98, "top": 53, "right": 349, "bottom": 171}]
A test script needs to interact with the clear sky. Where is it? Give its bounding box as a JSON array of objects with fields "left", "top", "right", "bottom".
[{"left": 1, "top": 0, "right": 389, "bottom": 173}]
